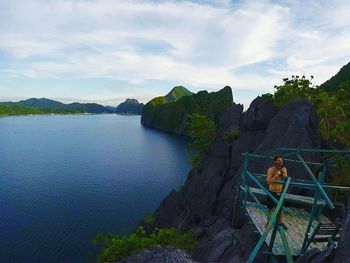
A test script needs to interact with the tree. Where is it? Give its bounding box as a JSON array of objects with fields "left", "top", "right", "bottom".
[
  {"left": 273, "top": 75, "right": 316, "bottom": 107},
  {"left": 314, "top": 82, "right": 350, "bottom": 146},
  {"left": 271, "top": 76, "right": 350, "bottom": 147},
  {"left": 187, "top": 113, "right": 216, "bottom": 167}
]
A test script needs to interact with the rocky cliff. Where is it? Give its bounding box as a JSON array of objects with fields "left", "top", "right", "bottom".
[
  {"left": 152, "top": 97, "right": 327, "bottom": 262},
  {"left": 141, "top": 86, "right": 233, "bottom": 136}
]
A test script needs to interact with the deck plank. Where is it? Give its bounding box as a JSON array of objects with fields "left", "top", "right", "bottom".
[{"left": 245, "top": 203, "right": 330, "bottom": 256}]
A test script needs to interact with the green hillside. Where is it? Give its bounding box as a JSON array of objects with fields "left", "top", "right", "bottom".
[
  {"left": 165, "top": 86, "right": 193, "bottom": 102},
  {"left": 320, "top": 62, "right": 350, "bottom": 92},
  {"left": 0, "top": 98, "right": 113, "bottom": 116},
  {"left": 141, "top": 86, "right": 233, "bottom": 135},
  {"left": 0, "top": 105, "right": 46, "bottom": 116}
]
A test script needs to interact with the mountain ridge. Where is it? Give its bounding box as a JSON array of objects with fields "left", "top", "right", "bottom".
[
  {"left": 115, "top": 98, "right": 144, "bottom": 115},
  {"left": 320, "top": 62, "right": 350, "bottom": 92},
  {"left": 0, "top": 98, "right": 113, "bottom": 114}
]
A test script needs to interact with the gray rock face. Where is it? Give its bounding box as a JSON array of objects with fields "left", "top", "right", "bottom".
[
  {"left": 192, "top": 218, "right": 256, "bottom": 263},
  {"left": 334, "top": 193, "right": 350, "bottom": 263},
  {"left": 296, "top": 244, "right": 336, "bottom": 263},
  {"left": 240, "top": 96, "right": 279, "bottom": 131},
  {"left": 219, "top": 103, "right": 244, "bottom": 132},
  {"left": 153, "top": 98, "right": 322, "bottom": 262},
  {"left": 115, "top": 246, "right": 200, "bottom": 263},
  {"left": 249, "top": 100, "right": 321, "bottom": 183}
]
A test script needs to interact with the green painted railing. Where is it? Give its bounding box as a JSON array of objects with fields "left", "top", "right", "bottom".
[{"left": 237, "top": 148, "right": 350, "bottom": 262}]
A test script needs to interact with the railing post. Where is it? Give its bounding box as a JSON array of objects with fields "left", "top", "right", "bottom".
[
  {"left": 243, "top": 153, "right": 249, "bottom": 209},
  {"left": 265, "top": 209, "right": 281, "bottom": 263},
  {"left": 296, "top": 154, "right": 334, "bottom": 209},
  {"left": 301, "top": 171, "right": 325, "bottom": 254}
]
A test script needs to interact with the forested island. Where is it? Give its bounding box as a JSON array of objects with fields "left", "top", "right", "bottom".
[{"left": 0, "top": 97, "right": 146, "bottom": 116}]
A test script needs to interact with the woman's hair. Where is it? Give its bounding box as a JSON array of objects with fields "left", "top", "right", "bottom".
[{"left": 274, "top": 155, "right": 284, "bottom": 162}]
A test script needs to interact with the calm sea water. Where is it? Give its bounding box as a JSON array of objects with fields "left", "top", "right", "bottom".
[{"left": 0, "top": 114, "right": 191, "bottom": 262}]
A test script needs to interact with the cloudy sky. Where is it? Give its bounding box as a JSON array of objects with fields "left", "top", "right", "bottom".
[{"left": 0, "top": 0, "right": 349, "bottom": 108}]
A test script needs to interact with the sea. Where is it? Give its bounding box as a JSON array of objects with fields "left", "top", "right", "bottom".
[{"left": 0, "top": 114, "right": 191, "bottom": 262}]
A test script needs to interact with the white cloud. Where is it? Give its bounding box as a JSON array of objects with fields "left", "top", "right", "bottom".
[{"left": 0, "top": 0, "right": 350, "bottom": 103}]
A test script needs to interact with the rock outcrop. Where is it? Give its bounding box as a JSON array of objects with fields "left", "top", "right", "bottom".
[
  {"left": 153, "top": 98, "right": 322, "bottom": 262},
  {"left": 115, "top": 246, "right": 200, "bottom": 263},
  {"left": 334, "top": 193, "right": 350, "bottom": 263}
]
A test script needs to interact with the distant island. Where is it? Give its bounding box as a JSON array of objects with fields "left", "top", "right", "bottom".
[
  {"left": 115, "top": 99, "right": 144, "bottom": 115},
  {"left": 0, "top": 97, "right": 146, "bottom": 116},
  {"left": 0, "top": 98, "right": 114, "bottom": 116}
]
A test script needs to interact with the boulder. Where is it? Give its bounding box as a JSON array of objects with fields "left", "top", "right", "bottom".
[
  {"left": 115, "top": 246, "right": 200, "bottom": 263},
  {"left": 240, "top": 96, "right": 279, "bottom": 131},
  {"left": 334, "top": 192, "right": 350, "bottom": 263}
]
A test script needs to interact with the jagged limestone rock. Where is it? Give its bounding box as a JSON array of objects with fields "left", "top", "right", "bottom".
[
  {"left": 114, "top": 246, "right": 200, "bottom": 263},
  {"left": 153, "top": 98, "right": 322, "bottom": 262}
]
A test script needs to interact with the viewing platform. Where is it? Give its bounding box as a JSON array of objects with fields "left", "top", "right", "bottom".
[
  {"left": 246, "top": 203, "right": 330, "bottom": 256},
  {"left": 233, "top": 148, "right": 350, "bottom": 263}
]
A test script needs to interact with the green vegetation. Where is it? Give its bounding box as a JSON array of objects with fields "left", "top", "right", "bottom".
[
  {"left": 92, "top": 225, "right": 197, "bottom": 263},
  {"left": 0, "top": 98, "right": 112, "bottom": 116},
  {"left": 187, "top": 113, "right": 216, "bottom": 167},
  {"left": 328, "top": 155, "right": 350, "bottom": 201},
  {"left": 142, "top": 86, "right": 233, "bottom": 135},
  {"left": 332, "top": 156, "right": 350, "bottom": 187},
  {"left": 222, "top": 130, "right": 240, "bottom": 145},
  {"left": 0, "top": 104, "right": 45, "bottom": 116},
  {"left": 268, "top": 75, "right": 350, "bottom": 148},
  {"left": 142, "top": 213, "right": 155, "bottom": 225},
  {"left": 165, "top": 86, "right": 193, "bottom": 102},
  {"left": 272, "top": 75, "right": 316, "bottom": 107},
  {"left": 320, "top": 62, "right": 350, "bottom": 93}
]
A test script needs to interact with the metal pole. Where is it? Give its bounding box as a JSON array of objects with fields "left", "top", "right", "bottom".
[
  {"left": 296, "top": 154, "right": 334, "bottom": 209},
  {"left": 301, "top": 171, "right": 324, "bottom": 253}
]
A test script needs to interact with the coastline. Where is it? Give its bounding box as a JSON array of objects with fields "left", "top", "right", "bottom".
[{"left": 0, "top": 112, "right": 112, "bottom": 117}]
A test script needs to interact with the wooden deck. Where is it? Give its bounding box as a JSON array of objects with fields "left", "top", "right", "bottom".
[
  {"left": 241, "top": 186, "right": 326, "bottom": 206},
  {"left": 245, "top": 202, "right": 331, "bottom": 256}
]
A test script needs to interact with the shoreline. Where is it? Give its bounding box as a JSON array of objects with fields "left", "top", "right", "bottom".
[
  {"left": 0, "top": 112, "right": 143, "bottom": 118},
  {"left": 0, "top": 112, "right": 108, "bottom": 117}
]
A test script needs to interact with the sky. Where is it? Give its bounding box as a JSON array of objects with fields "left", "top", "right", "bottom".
[{"left": 0, "top": 0, "right": 350, "bottom": 109}]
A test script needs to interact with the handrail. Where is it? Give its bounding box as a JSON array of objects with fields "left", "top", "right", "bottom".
[
  {"left": 276, "top": 147, "right": 350, "bottom": 154},
  {"left": 252, "top": 174, "right": 350, "bottom": 191},
  {"left": 245, "top": 153, "right": 331, "bottom": 167},
  {"left": 245, "top": 171, "right": 287, "bottom": 213}
]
